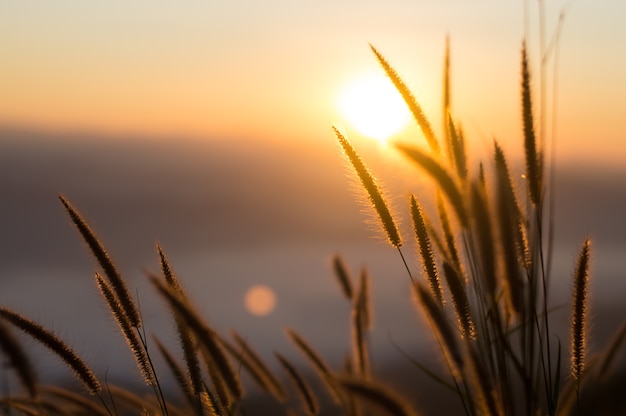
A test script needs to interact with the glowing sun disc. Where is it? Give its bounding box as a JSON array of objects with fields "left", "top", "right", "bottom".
[
  {"left": 244, "top": 285, "right": 277, "bottom": 316},
  {"left": 338, "top": 74, "right": 411, "bottom": 142}
]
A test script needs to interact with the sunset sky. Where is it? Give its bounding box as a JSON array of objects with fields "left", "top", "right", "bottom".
[{"left": 1, "top": 1, "right": 625, "bottom": 164}]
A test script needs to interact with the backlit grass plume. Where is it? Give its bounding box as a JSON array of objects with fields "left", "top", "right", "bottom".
[
  {"left": 521, "top": 42, "right": 542, "bottom": 205},
  {"left": 571, "top": 239, "right": 590, "bottom": 381},
  {"left": 334, "top": 127, "right": 402, "bottom": 248},
  {"left": 370, "top": 44, "right": 440, "bottom": 155}
]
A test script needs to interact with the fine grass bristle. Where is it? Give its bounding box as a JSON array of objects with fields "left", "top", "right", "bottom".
[
  {"left": 275, "top": 352, "right": 319, "bottom": 416},
  {"left": 410, "top": 195, "right": 444, "bottom": 307},
  {"left": 0, "top": 320, "right": 38, "bottom": 398},
  {"left": 571, "top": 238, "right": 591, "bottom": 380},
  {"left": 469, "top": 182, "right": 497, "bottom": 297},
  {"left": 339, "top": 377, "right": 418, "bottom": 416},
  {"left": 94, "top": 272, "right": 156, "bottom": 387},
  {"left": 370, "top": 44, "right": 441, "bottom": 155},
  {"left": 0, "top": 307, "right": 101, "bottom": 394},
  {"left": 396, "top": 144, "right": 468, "bottom": 227},
  {"left": 521, "top": 43, "right": 541, "bottom": 205},
  {"left": 58, "top": 195, "right": 141, "bottom": 328},
  {"left": 334, "top": 127, "right": 403, "bottom": 248},
  {"left": 332, "top": 254, "right": 354, "bottom": 301},
  {"left": 436, "top": 193, "right": 462, "bottom": 270}
]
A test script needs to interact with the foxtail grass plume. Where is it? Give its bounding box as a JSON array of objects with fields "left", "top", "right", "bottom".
[
  {"left": 0, "top": 307, "right": 101, "bottom": 394},
  {"left": 334, "top": 127, "right": 402, "bottom": 248},
  {"left": 59, "top": 196, "right": 141, "bottom": 328},
  {"left": 571, "top": 239, "right": 591, "bottom": 380},
  {"left": 442, "top": 262, "right": 476, "bottom": 340},
  {"left": 410, "top": 195, "right": 444, "bottom": 306},
  {"left": 94, "top": 273, "right": 156, "bottom": 386},
  {"left": 521, "top": 43, "right": 542, "bottom": 205},
  {"left": 370, "top": 44, "right": 441, "bottom": 155},
  {"left": 157, "top": 244, "right": 205, "bottom": 396}
]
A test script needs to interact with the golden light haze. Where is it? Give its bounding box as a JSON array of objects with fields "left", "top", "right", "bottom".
[{"left": 1, "top": 1, "right": 625, "bottom": 163}]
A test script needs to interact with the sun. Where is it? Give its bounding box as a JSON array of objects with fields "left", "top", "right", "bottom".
[{"left": 338, "top": 73, "right": 411, "bottom": 144}]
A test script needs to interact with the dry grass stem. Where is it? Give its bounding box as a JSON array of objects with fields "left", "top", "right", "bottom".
[
  {"left": 339, "top": 377, "right": 418, "bottom": 416},
  {"left": 286, "top": 328, "right": 342, "bottom": 403},
  {"left": 413, "top": 283, "right": 463, "bottom": 376},
  {"left": 0, "top": 307, "right": 101, "bottom": 394},
  {"left": 396, "top": 144, "right": 468, "bottom": 227},
  {"left": 466, "top": 344, "right": 503, "bottom": 416},
  {"left": 494, "top": 142, "right": 526, "bottom": 318},
  {"left": 436, "top": 193, "right": 462, "bottom": 270},
  {"left": 334, "top": 127, "right": 402, "bottom": 248},
  {"left": 470, "top": 183, "right": 497, "bottom": 297},
  {"left": 41, "top": 385, "right": 109, "bottom": 416},
  {"left": 150, "top": 276, "right": 242, "bottom": 403},
  {"left": 225, "top": 331, "right": 287, "bottom": 402},
  {"left": 275, "top": 352, "right": 319, "bottom": 415},
  {"left": 352, "top": 281, "right": 370, "bottom": 378},
  {"left": 153, "top": 336, "right": 198, "bottom": 409},
  {"left": 0, "top": 320, "right": 38, "bottom": 398},
  {"left": 442, "top": 35, "right": 451, "bottom": 154},
  {"left": 597, "top": 319, "right": 626, "bottom": 379}
]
